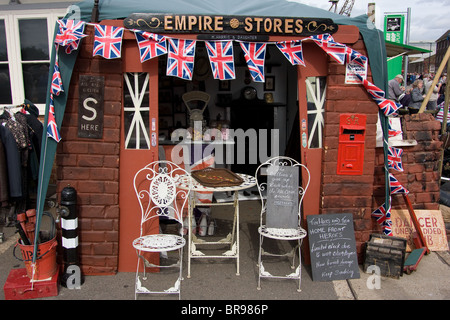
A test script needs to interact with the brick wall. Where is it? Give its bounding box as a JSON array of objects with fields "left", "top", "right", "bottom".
[
  {"left": 56, "top": 25, "right": 122, "bottom": 275},
  {"left": 373, "top": 113, "right": 442, "bottom": 213},
  {"left": 321, "top": 34, "right": 380, "bottom": 262}
]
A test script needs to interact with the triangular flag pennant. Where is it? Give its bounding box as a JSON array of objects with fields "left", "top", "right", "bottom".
[
  {"left": 205, "top": 40, "right": 235, "bottom": 80},
  {"left": 166, "top": 38, "right": 196, "bottom": 80},
  {"left": 387, "top": 146, "right": 404, "bottom": 172},
  {"left": 55, "top": 19, "right": 87, "bottom": 54},
  {"left": 239, "top": 42, "right": 266, "bottom": 82},
  {"left": 372, "top": 202, "right": 390, "bottom": 225},
  {"left": 310, "top": 33, "right": 347, "bottom": 65},
  {"left": 275, "top": 40, "right": 306, "bottom": 66},
  {"left": 93, "top": 25, "right": 124, "bottom": 59},
  {"left": 50, "top": 56, "right": 64, "bottom": 96},
  {"left": 356, "top": 74, "right": 400, "bottom": 116},
  {"left": 134, "top": 31, "right": 167, "bottom": 63},
  {"left": 389, "top": 173, "right": 409, "bottom": 195},
  {"left": 47, "top": 95, "right": 62, "bottom": 142}
]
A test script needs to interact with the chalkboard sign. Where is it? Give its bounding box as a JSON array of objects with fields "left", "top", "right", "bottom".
[
  {"left": 266, "top": 166, "right": 299, "bottom": 229},
  {"left": 307, "top": 213, "right": 360, "bottom": 281}
]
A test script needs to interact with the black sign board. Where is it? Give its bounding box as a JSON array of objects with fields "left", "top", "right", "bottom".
[
  {"left": 124, "top": 13, "right": 338, "bottom": 37},
  {"left": 266, "top": 166, "right": 299, "bottom": 229},
  {"left": 307, "top": 213, "right": 360, "bottom": 281},
  {"left": 78, "top": 75, "right": 104, "bottom": 139}
]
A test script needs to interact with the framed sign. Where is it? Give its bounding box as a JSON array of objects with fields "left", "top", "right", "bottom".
[
  {"left": 384, "top": 15, "right": 405, "bottom": 44},
  {"left": 307, "top": 213, "right": 360, "bottom": 281},
  {"left": 78, "top": 75, "right": 104, "bottom": 139}
]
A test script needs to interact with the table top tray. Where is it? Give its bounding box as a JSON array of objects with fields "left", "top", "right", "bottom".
[{"left": 191, "top": 168, "right": 244, "bottom": 187}]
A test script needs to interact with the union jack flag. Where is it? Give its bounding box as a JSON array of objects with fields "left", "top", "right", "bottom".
[
  {"left": 372, "top": 202, "right": 393, "bottom": 236},
  {"left": 51, "top": 58, "right": 63, "bottom": 96},
  {"left": 239, "top": 42, "right": 266, "bottom": 82},
  {"left": 372, "top": 202, "right": 390, "bottom": 225},
  {"left": 310, "top": 33, "right": 348, "bottom": 65},
  {"left": 205, "top": 40, "right": 235, "bottom": 80},
  {"left": 276, "top": 40, "right": 305, "bottom": 66},
  {"left": 55, "top": 20, "right": 86, "bottom": 54},
  {"left": 93, "top": 25, "right": 124, "bottom": 59},
  {"left": 388, "top": 147, "right": 404, "bottom": 172},
  {"left": 47, "top": 95, "right": 61, "bottom": 142},
  {"left": 388, "top": 120, "right": 402, "bottom": 138},
  {"left": 389, "top": 173, "right": 409, "bottom": 195},
  {"left": 346, "top": 48, "right": 367, "bottom": 68},
  {"left": 166, "top": 38, "right": 196, "bottom": 80},
  {"left": 356, "top": 74, "right": 400, "bottom": 116},
  {"left": 134, "top": 31, "right": 167, "bottom": 63}
]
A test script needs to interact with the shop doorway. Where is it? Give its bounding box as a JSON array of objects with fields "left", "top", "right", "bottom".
[{"left": 118, "top": 41, "right": 159, "bottom": 272}]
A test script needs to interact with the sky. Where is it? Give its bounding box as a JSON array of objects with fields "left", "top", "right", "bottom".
[{"left": 290, "top": 0, "right": 450, "bottom": 43}]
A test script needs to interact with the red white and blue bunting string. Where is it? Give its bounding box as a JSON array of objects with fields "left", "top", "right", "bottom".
[{"left": 52, "top": 19, "right": 404, "bottom": 235}]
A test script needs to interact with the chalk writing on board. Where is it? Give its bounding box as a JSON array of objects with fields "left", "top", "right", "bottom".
[
  {"left": 307, "top": 213, "right": 360, "bottom": 281},
  {"left": 266, "top": 166, "right": 298, "bottom": 229}
]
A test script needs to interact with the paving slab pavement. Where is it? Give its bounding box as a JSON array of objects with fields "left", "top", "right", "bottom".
[{"left": 1, "top": 200, "right": 449, "bottom": 303}]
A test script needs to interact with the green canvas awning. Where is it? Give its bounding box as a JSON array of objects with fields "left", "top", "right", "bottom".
[{"left": 385, "top": 40, "right": 432, "bottom": 58}]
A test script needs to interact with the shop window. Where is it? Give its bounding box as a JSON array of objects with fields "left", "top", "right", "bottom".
[
  {"left": 123, "top": 72, "right": 151, "bottom": 150},
  {"left": 0, "top": 10, "right": 65, "bottom": 113},
  {"left": 306, "top": 76, "right": 326, "bottom": 149},
  {"left": 0, "top": 19, "right": 12, "bottom": 104}
]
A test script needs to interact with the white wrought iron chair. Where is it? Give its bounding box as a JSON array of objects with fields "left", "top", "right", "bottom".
[
  {"left": 254, "top": 156, "right": 310, "bottom": 292},
  {"left": 132, "top": 160, "right": 192, "bottom": 299}
]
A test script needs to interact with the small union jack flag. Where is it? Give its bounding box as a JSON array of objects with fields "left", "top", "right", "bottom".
[
  {"left": 166, "top": 38, "right": 196, "bottom": 80},
  {"left": 372, "top": 202, "right": 390, "bottom": 225},
  {"left": 310, "top": 33, "right": 348, "bottom": 65},
  {"left": 346, "top": 47, "right": 367, "bottom": 68},
  {"left": 51, "top": 58, "right": 63, "bottom": 96},
  {"left": 276, "top": 40, "right": 305, "bottom": 66},
  {"left": 356, "top": 74, "right": 400, "bottom": 117},
  {"left": 47, "top": 95, "right": 61, "bottom": 142},
  {"left": 388, "top": 147, "right": 404, "bottom": 172},
  {"left": 239, "top": 42, "right": 266, "bottom": 82},
  {"left": 388, "top": 119, "right": 402, "bottom": 138},
  {"left": 372, "top": 202, "right": 393, "bottom": 236},
  {"left": 134, "top": 31, "right": 167, "bottom": 63},
  {"left": 55, "top": 20, "right": 86, "bottom": 54},
  {"left": 205, "top": 40, "right": 235, "bottom": 80},
  {"left": 93, "top": 25, "right": 124, "bottom": 59},
  {"left": 389, "top": 173, "right": 409, "bottom": 195}
]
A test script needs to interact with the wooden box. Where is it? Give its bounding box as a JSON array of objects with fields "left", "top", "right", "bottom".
[
  {"left": 3, "top": 268, "right": 59, "bottom": 300},
  {"left": 363, "top": 233, "right": 407, "bottom": 279}
]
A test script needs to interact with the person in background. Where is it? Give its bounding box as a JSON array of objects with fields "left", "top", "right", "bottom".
[
  {"left": 424, "top": 74, "right": 442, "bottom": 111},
  {"left": 409, "top": 79, "right": 425, "bottom": 114},
  {"left": 388, "top": 74, "right": 405, "bottom": 102}
]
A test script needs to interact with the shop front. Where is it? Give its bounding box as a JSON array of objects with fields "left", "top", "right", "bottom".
[{"left": 34, "top": 0, "right": 442, "bottom": 276}]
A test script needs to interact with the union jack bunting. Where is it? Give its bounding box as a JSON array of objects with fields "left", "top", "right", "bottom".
[
  {"left": 134, "top": 31, "right": 167, "bottom": 63},
  {"left": 388, "top": 121, "right": 402, "bottom": 138},
  {"left": 346, "top": 47, "right": 367, "bottom": 68},
  {"left": 47, "top": 96, "right": 61, "bottom": 142},
  {"left": 310, "top": 33, "right": 348, "bottom": 65},
  {"left": 166, "top": 38, "right": 196, "bottom": 80},
  {"left": 356, "top": 74, "right": 400, "bottom": 117},
  {"left": 371, "top": 202, "right": 390, "bottom": 225},
  {"left": 205, "top": 40, "right": 235, "bottom": 80},
  {"left": 276, "top": 40, "right": 306, "bottom": 66},
  {"left": 50, "top": 58, "right": 64, "bottom": 96},
  {"left": 93, "top": 25, "right": 124, "bottom": 59},
  {"left": 239, "top": 42, "right": 266, "bottom": 82},
  {"left": 371, "top": 202, "right": 393, "bottom": 236},
  {"left": 389, "top": 173, "right": 409, "bottom": 195},
  {"left": 55, "top": 20, "right": 86, "bottom": 54},
  {"left": 387, "top": 146, "right": 404, "bottom": 172}
]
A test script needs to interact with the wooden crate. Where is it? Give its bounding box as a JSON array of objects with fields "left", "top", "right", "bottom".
[{"left": 363, "top": 234, "right": 407, "bottom": 279}]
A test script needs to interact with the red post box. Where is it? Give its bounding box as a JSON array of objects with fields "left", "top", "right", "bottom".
[{"left": 337, "top": 114, "right": 366, "bottom": 175}]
